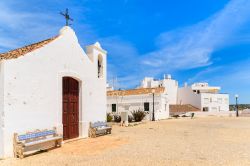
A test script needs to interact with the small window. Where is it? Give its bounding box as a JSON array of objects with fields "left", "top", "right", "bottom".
[
  {"left": 144, "top": 102, "right": 149, "bottom": 111},
  {"left": 112, "top": 104, "right": 116, "bottom": 112},
  {"left": 203, "top": 107, "right": 209, "bottom": 112}
]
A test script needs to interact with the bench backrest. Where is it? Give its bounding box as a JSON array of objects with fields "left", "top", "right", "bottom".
[
  {"left": 15, "top": 128, "right": 57, "bottom": 143},
  {"left": 90, "top": 121, "right": 108, "bottom": 128}
]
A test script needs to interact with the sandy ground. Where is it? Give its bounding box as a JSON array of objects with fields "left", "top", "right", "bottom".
[{"left": 1, "top": 117, "right": 250, "bottom": 166}]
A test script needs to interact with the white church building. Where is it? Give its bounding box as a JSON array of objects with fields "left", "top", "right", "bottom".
[{"left": 0, "top": 26, "right": 107, "bottom": 158}]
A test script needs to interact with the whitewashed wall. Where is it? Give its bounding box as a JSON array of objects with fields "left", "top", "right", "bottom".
[
  {"left": 0, "top": 61, "right": 4, "bottom": 158},
  {"left": 107, "top": 94, "right": 169, "bottom": 120},
  {"left": 140, "top": 77, "right": 159, "bottom": 88},
  {"left": 162, "top": 79, "right": 178, "bottom": 104},
  {"left": 140, "top": 77, "right": 178, "bottom": 105},
  {"left": 177, "top": 87, "right": 202, "bottom": 109},
  {"left": 178, "top": 87, "right": 229, "bottom": 112},
  {"left": 201, "top": 93, "right": 229, "bottom": 112},
  {"left": 0, "top": 26, "right": 107, "bottom": 157}
]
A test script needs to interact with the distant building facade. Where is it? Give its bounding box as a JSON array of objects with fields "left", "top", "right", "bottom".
[
  {"left": 138, "top": 75, "right": 229, "bottom": 113},
  {"left": 140, "top": 74, "right": 178, "bottom": 105},
  {"left": 107, "top": 87, "right": 169, "bottom": 120},
  {"left": 178, "top": 83, "right": 229, "bottom": 112}
]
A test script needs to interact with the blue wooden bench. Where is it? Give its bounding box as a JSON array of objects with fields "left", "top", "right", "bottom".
[
  {"left": 89, "top": 121, "right": 112, "bottom": 138},
  {"left": 13, "top": 127, "right": 62, "bottom": 158}
]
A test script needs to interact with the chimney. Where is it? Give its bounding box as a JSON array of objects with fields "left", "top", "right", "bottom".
[
  {"left": 167, "top": 74, "right": 171, "bottom": 79},
  {"left": 164, "top": 74, "right": 171, "bottom": 79}
]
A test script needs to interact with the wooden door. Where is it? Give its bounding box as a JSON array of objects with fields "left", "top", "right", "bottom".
[{"left": 63, "top": 77, "right": 79, "bottom": 140}]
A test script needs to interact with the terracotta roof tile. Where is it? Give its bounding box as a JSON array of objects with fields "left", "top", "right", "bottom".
[
  {"left": 107, "top": 87, "right": 165, "bottom": 96},
  {"left": 169, "top": 104, "right": 200, "bottom": 115},
  {"left": 0, "top": 36, "right": 58, "bottom": 60}
]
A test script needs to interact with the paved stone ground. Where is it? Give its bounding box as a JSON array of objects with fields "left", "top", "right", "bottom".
[{"left": 1, "top": 117, "right": 250, "bottom": 166}]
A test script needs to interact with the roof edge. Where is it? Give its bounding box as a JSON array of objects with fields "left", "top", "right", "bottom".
[
  {"left": 107, "top": 87, "right": 165, "bottom": 96},
  {"left": 0, "top": 35, "right": 59, "bottom": 60}
]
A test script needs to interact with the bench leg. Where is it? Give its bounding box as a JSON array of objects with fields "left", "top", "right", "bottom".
[
  {"left": 19, "top": 148, "right": 24, "bottom": 159},
  {"left": 13, "top": 147, "right": 17, "bottom": 158},
  {"left": 92, "top": 131, "right": 96, "bottom": 138},
  {"left": 89, "top": 130, "right": 94, "bottom": 138},
  {"left": 14, "top": 146, "right": 23, "bottom": 159},
  {"left": 56, "top": 139, "right": 62, "bottom": 147},
  {"left": 89, "top": 129, "right": 96, "bottom": 138}
]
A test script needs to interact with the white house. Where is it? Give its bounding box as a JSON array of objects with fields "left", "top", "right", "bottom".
[
  {"left": 178, "top": 83, "right": 229, "bottom": 112},
  {"left": 107, "top": 87, "right": 169, "bottom": 120},
  {"left": 0, "top": 26, "right": 107, "bottom": 158},
  {"left": 139, "top": 75, "right": 229, "bottom": 113},
  {"left": 140, "top": 74, "right": 178, "bottom": 104}
]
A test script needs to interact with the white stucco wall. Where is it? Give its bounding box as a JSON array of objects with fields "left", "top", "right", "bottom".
[
  {"left": 178, "top": 87, "right": 229, "bottom": 112},
  {"left": 140, "top": 77, "right": 159, "bottom": 88},
  {"left": 107, "top": 94, "right": 169, "bottom": 120},
  {"left": 177, "top": 87, "right": 202, "bottom": 109},
  {"left": 0, "top": 61, "right": 4, "bottom": 158},
  {"left": 140, "top": 77, "right": 178, "bottom": 105},
  {"left": 1, "top": 26, "right": 107, "bottom": 157},
  {"left": 201, "top": 93, "right": 229, "bottom": 112},
  {"left": 162, "top": 79, "right": 178, "bottom": 104}
]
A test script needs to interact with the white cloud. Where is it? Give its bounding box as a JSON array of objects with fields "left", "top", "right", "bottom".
[
  {"left": 187, "top": 66, "right": 223, "bottom": 84},
  {"left": 141, "top": 0, "right": 250, "bottom": 71},
  {"left": 107, "top": 0, "right": 250, "bottom": 89},
  {"left": 104, "top": 0, "right": 250, "bottom": 89}
]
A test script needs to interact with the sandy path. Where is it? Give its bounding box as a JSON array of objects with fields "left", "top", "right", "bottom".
[{"left": 1, "top": 117, "right": 250, "bottom": 166}]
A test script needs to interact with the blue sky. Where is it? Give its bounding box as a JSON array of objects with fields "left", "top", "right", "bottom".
[{"left": 0, "top": 0, "right": 250, "bottom": 104}]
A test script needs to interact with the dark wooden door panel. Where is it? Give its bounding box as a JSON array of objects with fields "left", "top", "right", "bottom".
[{"left": 62, "top": 77, "right": 79, "bottom": 140}]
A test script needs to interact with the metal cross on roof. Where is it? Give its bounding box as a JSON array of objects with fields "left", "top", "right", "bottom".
[{"left": 60, "top": 8, "right": 73, "bottom": 26}]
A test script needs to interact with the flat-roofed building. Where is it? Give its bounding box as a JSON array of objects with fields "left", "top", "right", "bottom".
[
  {"left": 178, "top": 83, "right": 229, "bottom": 112},
  {"left": 138, "top": 75, "right": 229, "bottom": 113},
  {"left": 107, "top": 87, "right": 169, "bottom": 120}
]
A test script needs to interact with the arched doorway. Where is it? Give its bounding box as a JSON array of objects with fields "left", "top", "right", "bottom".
[{"left": 62, "top": 77, "right": 79, "bottom": 140}]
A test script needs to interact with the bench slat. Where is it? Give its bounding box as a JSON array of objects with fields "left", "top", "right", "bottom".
[
  {"left": 96, "top": 127, "right": 111, "bottom": 131},
  {"left": 24, "top": 136, "right": 62, "bottom": 147},
  {"left": 18, "top": 130, "right": 55, "bottom": 141}
]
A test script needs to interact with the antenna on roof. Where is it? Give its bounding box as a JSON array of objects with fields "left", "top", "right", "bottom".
[{"left": 60, "top": 8, "right": 73, "bottom": 26}]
